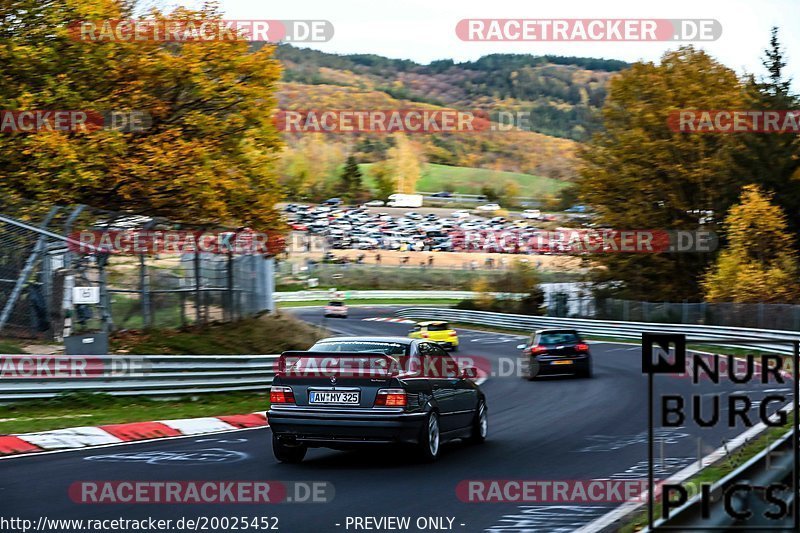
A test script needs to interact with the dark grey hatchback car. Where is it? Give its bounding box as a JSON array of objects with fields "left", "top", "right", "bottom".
[
  {"left": 517, "top": 328, "right": 593, "bottom": 379},
  {"left": 267, "top": 336, "right": 487, "bottom": 463}
]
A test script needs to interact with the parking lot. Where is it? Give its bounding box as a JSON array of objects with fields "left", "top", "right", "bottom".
[{"left": 284, "top": 202, "right": 586, "bottom": 255}]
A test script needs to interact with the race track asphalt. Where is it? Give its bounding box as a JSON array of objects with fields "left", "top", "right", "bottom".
[{"left": 0, "top": 306, "right": 792, "bottom": 533}]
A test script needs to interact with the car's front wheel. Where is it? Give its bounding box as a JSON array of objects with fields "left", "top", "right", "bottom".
[
  {"left": 417, "top": 412, "right": 441, "bottom": 461},
  {"left": 272, "top": 434, "right": 307, "bottom": 464}
]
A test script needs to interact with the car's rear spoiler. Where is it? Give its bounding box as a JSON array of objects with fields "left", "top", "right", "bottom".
[{"left": 276, "top": 351, "right": 402, "bottom": 378}]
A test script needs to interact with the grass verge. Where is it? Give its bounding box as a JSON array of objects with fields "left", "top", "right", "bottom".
[
  {"left": 0, "top": 339, "right": 25, "bottom": 354},
  {"left": 110, "top": 312, "right": 324, "bottom": 355},
  {"left": 0, "top": 392, "right": 269, "bottom": 435}
]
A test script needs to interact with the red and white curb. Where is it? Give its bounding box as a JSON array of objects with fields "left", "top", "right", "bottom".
[
  {"left": 0, "top": 411, "right": 268, "bottom": 458},
  {"left": 362, "top": 317, "right": 416, "bottom": 324}
]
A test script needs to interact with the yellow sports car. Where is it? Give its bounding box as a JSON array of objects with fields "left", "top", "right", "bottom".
[{"left": 408, "top": 321, "right": 459, "bottom": 351}]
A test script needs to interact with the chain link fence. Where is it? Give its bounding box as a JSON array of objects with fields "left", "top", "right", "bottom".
[
  {"left": 591, "top": 298, "right": 800, "bottom": 331},
  {"left": 0, "top": 199, "right": 276, "bottom": 341}
]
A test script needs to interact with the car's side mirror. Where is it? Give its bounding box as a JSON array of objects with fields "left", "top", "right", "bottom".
[
  {"left": 516, "top": 344, "right": 527, "bottom": 350},
  {"left": 461, "top": 366, "right": 478, "bottom": 379}
]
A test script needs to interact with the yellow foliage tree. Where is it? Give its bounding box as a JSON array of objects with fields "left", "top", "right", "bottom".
[
  {"left": 703, "top": 185, "right": 800, "bottom": 303},
  {"left": 0, "top": 1, "right": 284, "bottom": 229},
  {"left": 386, "top": 133, "right": 422, "bottom": 193},
  {"left": 471, "top": 277, "right": 495, "bottom": 309}
]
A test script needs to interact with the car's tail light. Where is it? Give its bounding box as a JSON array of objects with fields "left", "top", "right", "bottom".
[
  {"left": 270, "top": 386, "right": 295, "bottom": 404},
  {"left": 421, "top": 333, "right": 429, "bottom": 338},
  {"left": 375, "top": 389, "right": 407, "bottom": 407},
  {"left": 530, "top": 345, "right": 547, "bottom": 355},
  {"left": 575, "top": 343, "right": 589, "bottom": 352},
  {"left": 449, "top": 331, "right": 457, "bottom": 336}
]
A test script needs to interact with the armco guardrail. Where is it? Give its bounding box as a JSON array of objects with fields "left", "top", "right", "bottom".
[
  {"left": 4, "top": 309, "right": 799, "bottom": 402},
  {"left": 394, "top": 308, "right": 800, "bottom": 355},
  {"left": 274, "top": 290, "right": 483, "bottom": 302},
  {"left": 0, "top": 355, "right": 277, "bottom": 401}
]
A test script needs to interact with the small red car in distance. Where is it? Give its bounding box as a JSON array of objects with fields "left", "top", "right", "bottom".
[{"left": 517, "top": 328, "right": 593, "bottom": 379}]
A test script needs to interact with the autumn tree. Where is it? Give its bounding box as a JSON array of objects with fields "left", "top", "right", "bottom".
[
  {"left": 386, "top": 133, "right": 422, "bottom": 193},
  {"left": 0, "top": 0, "right": 284, "bottom": 229},
  {"left": 370, "top": 160, "right": 395, "bottom": 199},
  {"left": 578, "top": 47, "right": 748, "bottom": 300},
  {"left": 336, "top": 155, "right": 366, "bottom": 203},
  {"left": 703, "top": 185, "right": 800, "bottom": 303},
  {"left": 733, "top": 27, "right": 800, "bottom": 236},
  {"left": 499, "top": 180, "right": 521, "bottom": 207},
  {"left": 280, "top": 135, "right": 343, "bottom": 201}
]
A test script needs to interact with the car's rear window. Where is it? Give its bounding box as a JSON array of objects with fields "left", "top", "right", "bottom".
[
  {"left": 327, "top": 301, "right": 344, "bottom": 307},
  {"left": 539, "top": 332, "right": 580, "bottom": 345},
  {"left": 427, "top": 323, "right": 449, "bottom": 331},
  {"left": 309, "top": 341, "right": 409, "bottom": 356}
]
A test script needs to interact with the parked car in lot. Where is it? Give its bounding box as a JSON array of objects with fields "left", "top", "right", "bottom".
[
  {"left": 323, "top": 301, "right": 348, "bottom": 318},
  {"left": 476, "top": 203, "right": 501, "bottom": 212},
  {"left": 452, "top": 210, "right": 471, "bottom": 219},
  {"left": 408, "top": 321, "right": 459, "bottom": 351},
  {"left": 521, "top": 209, "right": 542, "bottom": 220},
  {"left": 268, "top": 337, "right": 487, "bottom": 463},
  {"left": 364, "top": 200, "right": 385, "bottom": 207},
  {"left": 517, "top": 329, "right": 592, "bottom": 379},
  {"left": 323, "top": 197, "right": 343, "bottom": 206}
]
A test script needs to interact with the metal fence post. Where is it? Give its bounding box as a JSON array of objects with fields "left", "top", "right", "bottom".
[
  {"left": 227, "top": 251, "right": 234, "bottom": 321},
  {"left": 99, "top": 257, "right": 113, "bottom": 332},
  {"left": 139, "top": 254, "right": 151, "bottom": 328},
  {"left": 0, "top": 207, "right": 59, "bottom": 333},
  {"left": 194, "top": 250, "right": 201, "bottom": 324},
  {"left": 265, "top": 257, "right": 275, "bottom": 313}
]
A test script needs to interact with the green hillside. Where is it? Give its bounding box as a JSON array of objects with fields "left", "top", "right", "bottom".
[{"left": 360, "top": 163, "right": 567, "bottom": 197}]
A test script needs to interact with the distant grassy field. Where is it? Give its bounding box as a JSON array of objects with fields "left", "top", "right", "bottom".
[{"left": 360, "top": 162, "right": 568, "bottom": 197}]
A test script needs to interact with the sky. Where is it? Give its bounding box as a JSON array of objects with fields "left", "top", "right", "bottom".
[{"left": 166, "top": 0, "right": 799, "bottom": 89}]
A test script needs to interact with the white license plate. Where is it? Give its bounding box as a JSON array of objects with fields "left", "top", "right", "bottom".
[{"left": 309, "top": 391, "right": 360, "bottom": 404}]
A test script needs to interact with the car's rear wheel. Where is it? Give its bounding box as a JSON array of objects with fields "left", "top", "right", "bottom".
[
  {"left": 527, "top": 357, "right": 540, "bottom": 381},
  {"left": 417, "top": 412, "right": 440, "bottom": 461},
  {"left": 450, "top": 344, "right": 458, "bottom": 352},
  {"left": 577, "top": 360, "right": 593, "bottom": 379},
  {"left": 272, "top": 435, "right": 307, "bottom": 464},
  {"left": 467, "top": 400, "right": 488, "bottom": 444}
]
